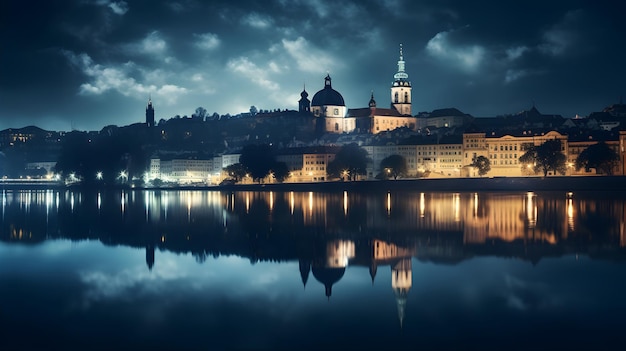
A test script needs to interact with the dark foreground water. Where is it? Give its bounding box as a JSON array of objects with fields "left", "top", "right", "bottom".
[{"left": 1, "top": 188, "right": 625, "bottom": 350}]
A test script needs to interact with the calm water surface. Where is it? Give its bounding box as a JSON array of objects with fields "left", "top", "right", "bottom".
[{"left": 1, "top": 188, "right": 625, "bottom": 350}]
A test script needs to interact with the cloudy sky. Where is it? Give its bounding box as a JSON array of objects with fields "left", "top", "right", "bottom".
[{"left": 1, "top": 0, "right": 625, "bottom": 131}]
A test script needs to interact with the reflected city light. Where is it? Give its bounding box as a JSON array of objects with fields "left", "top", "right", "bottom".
[
  {"left": 453, "top": 193, "right": 460, "bottom": 222},
  {"left": 144, "top": 191, "right": 150, "bottom": 221},
  {"left": 4, "top": 188, "right": 624, "bottom": 255},
  {"left": 121, "top": 191, "right": 126, "bottom": 215},
  {"left": 246, "top": 193, "right": 250, "bottom": 213},
  {"left": 419, "top": 192, "right": 425, "bottom": 218},
  {"left": 187, "top": 192, "right": 192, "bottom": 223},
  {"left": 526, "top": 192, "right": 536, "bottom": 228},
  {"left": 2, "top": 190, "right": 6, "bottom": 220},
  {"left": 473, "top": 193, "right": 478, "bottom": 217},
  {"left": 567, "top": 198, "right": 574, "bottom": 231},
  {"left": 269, "top": 191, "right": 274, "bottom": 212}
]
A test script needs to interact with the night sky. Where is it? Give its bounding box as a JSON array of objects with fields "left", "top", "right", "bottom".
[{"left": 1, "top": 0, "right": 625, "bottom": 131}]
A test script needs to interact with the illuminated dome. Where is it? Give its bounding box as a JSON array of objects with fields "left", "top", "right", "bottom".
[{"left": 311, "top": 74, "right": 345, "bottom": 107}]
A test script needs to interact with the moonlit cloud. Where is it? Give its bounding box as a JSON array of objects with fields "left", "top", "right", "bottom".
[
  {"left": 506, "top": 46, "right": 529, "bottom": 61},
  {"left": 426, "top": 30, "right": 485, "bottom": 72},
  {"left": 63, "top": 51, "right": 188, "bottom": 104},
  {"left": 194, "top": 32, "right": 220, "bottom": 50},
  {"left": 95, "top": 0, "right": 129, "bottom": 15},
  {"left": 282, "top": 37, "right": 337, "bottom": 73},
  {"left": 227, "top": 57, "right": 280, "bottom": 90},
  {"left": 241, "top": 12, "right": 273, "bottom": 29},
  {"left": 140, "top": 31, "right": 167, "bottom": 55},
  {"left": 539, "top": 10, "right": 583, "bottom": 56},
  {"left": 504, "top": 69, "right": 528, "bottom": 84}
]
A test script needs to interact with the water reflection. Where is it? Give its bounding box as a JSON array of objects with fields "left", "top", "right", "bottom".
[
  {"left": 2, "top": 189, "right": 625, "bottom": 254},
  {"left": 1, "top": 188, "right": 626, "bottom": 349}
]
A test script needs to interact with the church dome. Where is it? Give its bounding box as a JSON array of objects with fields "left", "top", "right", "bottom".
[
  {"left": 312, "top": 266, "right": 345, "bottom": 298},
  {"left": 311, "top": 74, "right": 345, "bottom": 107}
]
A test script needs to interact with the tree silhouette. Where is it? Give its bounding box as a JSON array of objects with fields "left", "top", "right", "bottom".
[
  {"left": 470, "top": 155, "right": 491, "bottom": 177},
  {"left": 239, "top": 144, "right": 275, "bottom": 183},
  {"left": 519, "top": 139, "right": 566, "bottom": 176},
  {"left": 380, "top": 154, "right": 407, "bottom": 179},
  {"left": 271, "top": 161, "right": 289, "bottom": 182},
  {"left": 224, "top": 163, "right": 248, "bottom": 182},
  {"left": 327, "top": 143, "right": 369, "bottom": 181},
  {"left": 575, "top": 142, "right": 619, "bottom": 175},
  {"left": 194, "top": 107, "right": 207, "bottom": 120}
]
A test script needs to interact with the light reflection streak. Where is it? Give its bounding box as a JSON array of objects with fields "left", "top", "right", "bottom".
[
  {"left": 163, "top": 191, "right": 169, "bottom": 221},
  {"left": 97, "top": 192, "right": 102, "bottom": 212},
  {"left": 473, "top": 193, "right": 478, "bottom": 217},
  {"left": 419, "top": 193, "right": 425, "bottom": 218},
  {"left": 567, "top": 198, "right": 574, "bottom": 231},
  {"left": 187, "top": 192, "right": 192, "bottom": 223},
  {"left": 290, "top": 191, "right": 294, "bottom": 215},
  {"left": 269, "top": 191, "right": 274, "bottom": 212},
  {"left": 308, "top": 192, "right": 313, "bottom": 216},
  {"left": 121, "top": 191, "right": 126, "bottom": 215},
  {"left": 526, "top": 192, "right": 536, "bottom": 228},
  {"left": 46, "top": 190, "right": 53, "bottom": 223},
  {"left": 387, "top": 192, "right": 391, "bottom": 216},
  {"left": 144, "top": 191, "right": 149, "bottom": 222},
  {"left": 343, "top": 191, "right": 348, "bottom": 217},
  {"left": 246, "top": 193, "right": 250, "bottom": 214},
  {"left": 453, "top": 193, "right": 460, "bottom": 222},
  {"left": 2, "top": 190, "right": 6, "bottom": 220}
]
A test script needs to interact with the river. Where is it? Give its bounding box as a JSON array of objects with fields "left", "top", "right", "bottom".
[{"left": 1, "top": 188, "right": 625, "bottom": 350}]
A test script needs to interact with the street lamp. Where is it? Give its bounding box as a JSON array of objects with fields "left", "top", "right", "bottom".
[{"left": 96, "top": 171, "right": 103, "bottom": 180}]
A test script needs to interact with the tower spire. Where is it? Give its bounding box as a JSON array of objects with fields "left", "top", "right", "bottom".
[{"left": 394, "top": 43, "right": 408, "bottom": 81}]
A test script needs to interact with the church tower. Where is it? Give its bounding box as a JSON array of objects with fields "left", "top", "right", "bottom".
[
  {"left": 391, "top": 44, "right": 412, "bottom": 116},
  {"left": 146, "top": 97, "right": 155, "bottom": 127},
  {"left": 298, "top": 85, "right": 311, "bottom": 113},
  {"left": 392, "top": 258, "right": 412, "bottom": 328}
]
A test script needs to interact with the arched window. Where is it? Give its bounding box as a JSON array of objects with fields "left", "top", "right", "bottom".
[
  {"left": 404, "top": 92, "right": 409, "bottom": 103},
  {"left": 394, "top": 92, "right": 399, "bottom": 103},
  {"left": 335, "top": 123, "right": 339, "bottom": 131}
]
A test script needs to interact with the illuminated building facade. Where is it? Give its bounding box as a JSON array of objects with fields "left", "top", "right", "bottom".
[
  {"left": 364, "top": 139, "right": 463, "bottom": 178},
  {"left": 462, "top": 130, "right": 569, "bottom": 177},
  {"left": 275, "top": 147, "right": 338, "bottom": 182}
]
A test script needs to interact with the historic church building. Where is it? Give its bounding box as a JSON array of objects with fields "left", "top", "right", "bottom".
[{"left": 299, "top": 44, "right": 417, "bottom": 134}]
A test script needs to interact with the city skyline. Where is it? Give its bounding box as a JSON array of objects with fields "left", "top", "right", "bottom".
[{"left": 1, "top": 0, "right": 625, "bottom": 132}]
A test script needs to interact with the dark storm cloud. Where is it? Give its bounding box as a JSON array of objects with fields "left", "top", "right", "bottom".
[{"left": 1, "top": 0, "right": 624, "bottom": 131}]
